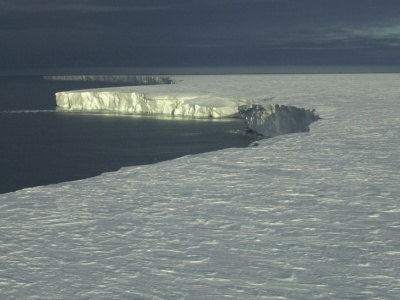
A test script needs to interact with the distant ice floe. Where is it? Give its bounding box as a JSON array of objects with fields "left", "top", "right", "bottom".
[
  {"left": 0, "top": 110, "right": 55, "bottom": 114},
  {"left": 44, "top": 75, "right": 176, "bottom": 85},
  {"left": 55, "top": 82, "right": 319, "bottom": 137}
]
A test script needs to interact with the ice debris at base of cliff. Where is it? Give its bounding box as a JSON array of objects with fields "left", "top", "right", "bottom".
[{"left": 55, "top": 81, "right": 319, "bottom": 137}]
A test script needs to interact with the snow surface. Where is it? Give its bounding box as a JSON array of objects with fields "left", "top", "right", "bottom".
[{"left": 1, "top": 74, "right": 400, "bottom": 299}]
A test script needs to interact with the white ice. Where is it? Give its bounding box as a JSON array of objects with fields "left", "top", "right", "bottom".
[{"left": 1, "top": 74, "right": 400, "bottom": 299}]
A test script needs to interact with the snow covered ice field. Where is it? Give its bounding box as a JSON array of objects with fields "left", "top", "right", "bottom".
[{"left": 1, "top": 74, "right": 400, "bottom": 299}]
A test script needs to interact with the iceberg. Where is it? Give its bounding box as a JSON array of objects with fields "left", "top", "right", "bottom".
[
  {"left": 56, "top": 83, "right": 319, "bottom": 137},
  {"left": 56, "top": 90, "right": 241, "bottom": 118}
]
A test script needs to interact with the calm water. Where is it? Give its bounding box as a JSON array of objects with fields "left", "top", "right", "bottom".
[{"left": 0, "top": 76, "right": 258, "bottom": 194}]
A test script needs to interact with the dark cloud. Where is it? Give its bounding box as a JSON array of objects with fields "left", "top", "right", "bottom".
[{"left": 1, "top": 0, "right": 400, "bottom": 72}]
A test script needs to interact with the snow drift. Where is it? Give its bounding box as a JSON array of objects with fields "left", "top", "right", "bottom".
[{"left": 56, "top": 85, "right": 319, "bottom": 137}]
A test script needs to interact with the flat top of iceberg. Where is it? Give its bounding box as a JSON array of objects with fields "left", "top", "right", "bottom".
[{"left": 2, "top": 73, "right": 400, "bottom": 299}]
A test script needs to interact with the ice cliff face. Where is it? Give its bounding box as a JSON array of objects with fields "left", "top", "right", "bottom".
[
  {"left": 56, "top": 86, "right": 319, "bottom": 137},
  {"left": 239, "top": 104, "right": 320, "bottom": 137}
]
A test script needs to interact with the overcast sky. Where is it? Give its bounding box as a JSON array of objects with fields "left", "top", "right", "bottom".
[{"left": 1, "top": 0, "right": 400, "bottom": 73}]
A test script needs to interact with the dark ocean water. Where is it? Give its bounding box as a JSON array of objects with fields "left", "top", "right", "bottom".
[{"left": 0, "top": 76, "right": 258, "bottom": 194}]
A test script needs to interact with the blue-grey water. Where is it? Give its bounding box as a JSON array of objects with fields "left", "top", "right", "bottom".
[{"left": 0, "top": 76, "right": 258, "bottom": 194}]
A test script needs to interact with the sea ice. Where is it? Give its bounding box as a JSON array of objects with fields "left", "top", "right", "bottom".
[{"left": 1, "top": 74, "right": 400, "bottom": 299}]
